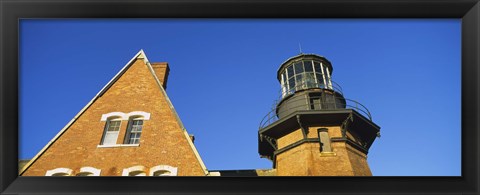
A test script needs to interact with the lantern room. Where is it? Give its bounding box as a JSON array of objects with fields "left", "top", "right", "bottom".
[{"left": 278, "top": 54, "right": 334, "bottom": 97}]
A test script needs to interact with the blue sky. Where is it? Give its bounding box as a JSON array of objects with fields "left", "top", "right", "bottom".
[{"left": 19, "top": 19, "right": 461, "bottom": 176}]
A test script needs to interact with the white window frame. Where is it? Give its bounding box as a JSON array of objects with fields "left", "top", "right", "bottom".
[
  {"left": 325, "top": 66, "right": 333, "bottom": 89},
  {"left": 312, "top": 61, "right": 320, "bottom": 86},
  {"left": 320, "top": 62, "right": 327, "bottom": 89},
  {"left": 149, "top": 165, "right": 178, "bottom": 176},
  {"left": 124, "top": 116, "right": 144, "bottom": 144},
  {"left": 100, "top": 117, "right": 122, "bottom": 146},
  {"left": 100, "top": 111, "right": 151, "bottom": 121},
  {"left": 76, "top": 166, "right": 101, "bottom": 176},
  {"left": 45, "top": 168, "right": 73, "bottom": 176},
  {"left": 122, "top": 165, "right": 147, "bottom": 176},
  {"left": 98, "top": 111, "right": 151, "bottom": 147}
]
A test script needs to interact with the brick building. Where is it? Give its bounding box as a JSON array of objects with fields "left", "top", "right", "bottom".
[{"left": 20, "top": 50, "right": 380, "bottom": 176}]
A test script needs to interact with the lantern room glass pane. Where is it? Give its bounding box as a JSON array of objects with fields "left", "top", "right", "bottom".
[
  {"left": 294, "top": 62, "right": 303, "bottom": 75},
  {"left": 295, "top": 74, "right": 303, "bottom": 90},
  {"left": 281, "top": 60, "right": 336, "bottom": 96},
  {"left": 322, "top": 65, "right": 332, "bottom": 89},
  {"left": 304, "top": 60, "right": 313, "bottom": 72},
  {"left": 316, "top": 73, "right": 325, "bottom": 88},
  {"left": 304, "top": 72, "right": 316, "bottom": 88},
  {"left": 288, "top": 78, "right": 295, "bottom": 91},
  {"left": 287, "top": 65, "right": 294, "bottom": 78},
  {"left": 322, "top": 64, "right": 328, "bottom": 77},
  {"left": 313, "top": 62, "right": 321, "bottom": 75}
]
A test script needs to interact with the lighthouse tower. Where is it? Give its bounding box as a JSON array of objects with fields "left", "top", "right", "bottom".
[{"left": 258, "top": 53, "right": 380, "bottom": 176}]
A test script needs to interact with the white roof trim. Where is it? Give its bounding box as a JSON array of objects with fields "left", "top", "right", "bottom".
[{"left": 95, "top": 50, "right": 147, "bottom": 97}]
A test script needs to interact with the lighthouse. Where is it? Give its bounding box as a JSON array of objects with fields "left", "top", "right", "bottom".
[{"left": 258, "top": 53, "right": 380, "bottom": 176}]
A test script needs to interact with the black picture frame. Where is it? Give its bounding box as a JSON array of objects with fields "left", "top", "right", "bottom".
[{"left": 1, "top": 0, "right": 479, "bottom": 194}]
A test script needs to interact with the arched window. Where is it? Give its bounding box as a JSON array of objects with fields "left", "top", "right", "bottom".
[
  {"left": 129, "top": 171, "right": 147, "bottom": 176},
  {"left": 153, "top": 170, "right": 171, "bottom": 176},
  {"left": 76, "top": 167, "right": 101, "bottom": 176},
  {"left": 101, "top": 117, "right": 122, "bottom": 145},
  {"left": 99, "top": 111, "right": 150, "bottom": 146},
  {"left": 52, "top": 173, "right": 69, "bottom": 176},
  {"left": 149, "top": 165, "right": 178, "bottom": 176},
  {"left": 76, "top": 172, "right": 93, "bottom": 176},
  {"left": 122, "top": 165, "right": 147, "bottom": 176},
  {"left": 124, "top": 116, "right": 144, "bottom": 144},
  {"left": 45, "top": 168, "right": 73, "bottom": 176}
]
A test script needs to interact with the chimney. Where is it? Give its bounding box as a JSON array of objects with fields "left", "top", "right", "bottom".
[
  {"left": 189, "top": 134, "right": 195, "bottom": 143},
  {"left": 151, "top": 62, "right": 170, "bottom": 90}
]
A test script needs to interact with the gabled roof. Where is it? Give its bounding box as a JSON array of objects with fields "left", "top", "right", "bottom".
[{"left": 20, "top": 50, "right": 208, "bottom": 175}]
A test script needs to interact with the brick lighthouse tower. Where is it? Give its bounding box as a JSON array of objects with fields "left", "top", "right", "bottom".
[{"left": 258, "top": 53, "right": 380, "bottom": 176}]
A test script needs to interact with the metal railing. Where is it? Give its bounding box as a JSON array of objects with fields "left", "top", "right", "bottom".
[{"left": 260, "top": 85, "right": 372, "bottom": 129}]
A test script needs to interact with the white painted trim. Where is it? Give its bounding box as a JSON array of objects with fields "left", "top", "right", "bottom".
[
  {"left": 95, "top": 50, "right": 145, "bottom": 98},
  {"left": 127, "top": 111, "right": 150, "bottom": 120},
  {"left": 100, "top": 111, "right": 150, "bottom": 121},
  {"left": 326, "top": 67, "right": 333, "bottom": 89},
  {"left": 45, "top": 167, "right": 73, "bottom": 176},
  {"left": 280, "top": 73, "right": 286, "bottom": 97},
  {"left": 207, "top": 171, "right": 221, "bottom": 176},
  {"left": 149, "top": 165, "right": 178, "bottom": 176},
  {"left": 78, "top": 166, "right": 101, "bottom": 176},
  {"left": 97, "top": 144, "right": 140, "bottom": 148},
  {"left": 122, "top": 165, "right": 147, "bottom": 176},
  {"left": 320, "top": 62, "right": 327, "bottom": 88},
  {"left": 100, "top": 112, "right": 127, "bottom": 121}
]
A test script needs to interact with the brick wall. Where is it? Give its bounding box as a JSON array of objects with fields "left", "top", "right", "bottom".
[
  {"left": 22, "top": 57, "right": 205, "bottom": 176},
  {"left": 275, "top": 124, "right": 372, "bottom": 176}
]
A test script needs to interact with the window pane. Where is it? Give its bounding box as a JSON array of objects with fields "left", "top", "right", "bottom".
[
  {"left": 304, "top": 60, "right": 313, "bottom": 72},
  {"left": 127, "top": 119, "right": 143, "bottom": 144},
  {"left": 134, "top": 120, "right": 143, "bottom": 125},
  {"left": 294, "top": 61, "right": 303, "bottom": 75},
  {"left": 322, "top": 64, "right": 328, "bottom": 77},
  {"left": 288, "top": 78, "right": 295, "bottom": 91},
  {"left": 313, "top": 62, "right": 321, "bottom": 74},
  {"left": 103, "top": 132, "right": 118, "bottom": 145},
  {"left": 287, "top": 65, "right": 294, "bottom": 78},
  {"left": 304, "top": 72, "right": 316, "bottom": 88},
  {"left": 295, "top": 74, "right": 303, "bottom": 90},
  {"left": 108, "top": 121, "right": 120, "bottom": 131},
  {"left": 319, "top": 131, "right": 332, "bottom": 152},
  {"left": 316, "top": 73, "right": 325, "bottom": 87},
  {"left": 323, "top": 64, "right": 332, "bottom": 88}
]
